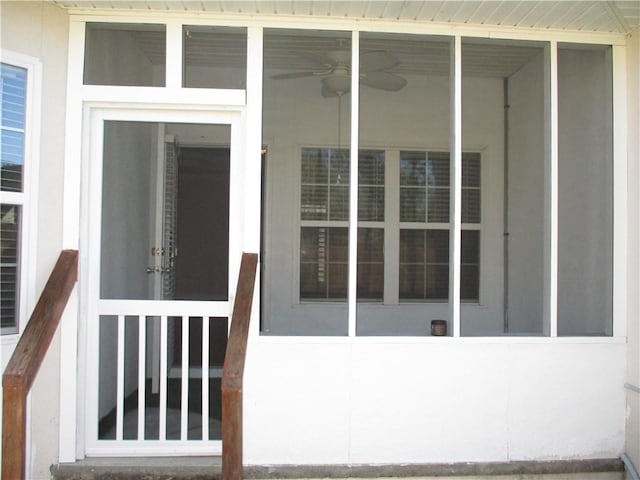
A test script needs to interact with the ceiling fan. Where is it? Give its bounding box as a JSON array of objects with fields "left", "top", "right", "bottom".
[{"left": 271, "top": 48, "right": 408, "bottom": 97}]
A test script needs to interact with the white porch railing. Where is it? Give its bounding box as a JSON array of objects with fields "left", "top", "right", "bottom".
[{"left": 89, "top": 300, "right": 228, "bottom": 455}]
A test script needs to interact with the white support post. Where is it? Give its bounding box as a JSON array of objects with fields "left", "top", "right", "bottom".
[
  {"left": 548, "top": 41, "right": 559, "bottom": 337},
  {"left": 59, "top": 18, "right": 86, "bottom": 462},
  {"left": 449, "top": 36, "right": 462, "bottom": 337},
  {"left": 348, "top": 31, "right": 360, "bottom": 337},
  {"left": 246, "top": 26, "right": 264, "bottom": 338},
  {"left": 612, "top": 44, "right": 628, "bottom": 338},
  {"left": 166, "top": 21, "right": 183, "bottom": 89}
]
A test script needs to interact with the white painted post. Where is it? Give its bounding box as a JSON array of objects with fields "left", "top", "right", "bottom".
[
  {"left": 449, "top": 36, "right": 462, "bottom": 337},
  {"left": 348, "top": 31, "right": 360, "bottom": 337},
  {"left": 59, "top": 18, "right": 86, "bottom": 463},
  {"left": 612, "top": 44, "right": 628, "bottom": 338},
  {"left": 165, "top": 20, "right": 183, "bottom": 89},
  {"left": 548, "top": 41, "right": 559, "bottom": 337}
]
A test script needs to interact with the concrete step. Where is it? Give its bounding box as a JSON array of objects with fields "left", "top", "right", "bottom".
[{"left": 50, "top": 457, "right": 626, "bottom": 480}]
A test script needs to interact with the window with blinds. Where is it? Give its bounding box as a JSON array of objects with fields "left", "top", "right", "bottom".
[
  {"left": 399, "top": 151, "right": 481, "bottom": 302},
  {"left": 1, "top": 62, "right": 27, "bottom": 334},
  {"left": 299, "top": 148, "right": 385, "bottom": 300},
  {"left": 299, "top": 147, "right": 481, "bottom": 304}
]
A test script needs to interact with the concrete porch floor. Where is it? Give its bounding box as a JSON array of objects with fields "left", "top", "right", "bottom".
[{"left": 50, "top": 457, "right": 627, "bottom": 480}]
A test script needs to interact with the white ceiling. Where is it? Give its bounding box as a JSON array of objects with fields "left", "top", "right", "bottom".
[{"left": 52, "top": 1, "right": 640, "bottom": 35}]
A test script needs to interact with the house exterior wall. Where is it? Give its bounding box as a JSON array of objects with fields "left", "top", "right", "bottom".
[
  {"left": 0, "top": 2, "right": 638, "bottom": 478},
  {"left": 626, "top": 26, "right": 640, "bottom": 476},
  {"left": 245, "top": 341, "right": 625, "bottom": 464},
  {"left": 0, "top": 2, "right": 69, "bottom": 479}
]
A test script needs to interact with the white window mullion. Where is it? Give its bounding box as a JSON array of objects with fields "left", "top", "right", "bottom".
[
  {"left": 165, "top": 21, "right": 183, "bottom": 89},
  {"left": 348, "top": 31, "right": 360, "bottom": 337},
  {"left": 449, "top": 36, "right": 462, "bottom": 337},
  {"left": 547, "top": 41, "right": 559, "bottom": 337}
]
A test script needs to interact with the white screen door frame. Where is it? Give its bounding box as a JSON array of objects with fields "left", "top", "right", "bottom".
[{"left": 81, "top": 106, "right": 245, "bottom": 456}]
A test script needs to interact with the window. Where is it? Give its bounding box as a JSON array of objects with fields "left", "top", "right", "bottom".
[
  {"left": 1, "top": 55, "right": 38, "bottom": 335},
  {"left": 398, "top": 151, "right": 480, "bottom": 302},
  {"left": 183, "top": 25, "right": 247, "bottom": 89},
  {"left": 299, "top": 147, "right": 385, "bottom": 301},
  {"left": 84, "top": 23, "right": 166, "bottom": 87},
  {"left": 299, "top": 147, "right": 481, "bottom": 304}
]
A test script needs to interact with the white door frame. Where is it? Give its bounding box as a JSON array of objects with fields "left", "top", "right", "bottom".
[{"left": 78, "top": 105, "right": 246, "bottom": 456}]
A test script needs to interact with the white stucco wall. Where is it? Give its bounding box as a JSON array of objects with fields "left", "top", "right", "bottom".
[
  {"left": 0, "top": 2, "right": 69, "bottom": 479},
  {"left": 244, "top": 340, "right": 626, "bottom": 465}
]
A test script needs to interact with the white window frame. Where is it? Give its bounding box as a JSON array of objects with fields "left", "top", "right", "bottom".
[
  {"left": 296, "top": 146, "right": 483, "bottom": 306},
  {"left": 297, "top": 145, "right": 386, "bottom": 303},
  {"left": 0, "top": 50, "right": 41, "bottom": 341}
]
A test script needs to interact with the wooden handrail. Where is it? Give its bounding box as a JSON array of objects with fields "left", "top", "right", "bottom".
[
  {"left": 222, "top": 252, "right": 258, "bottom": 480},
  {"left": 2, "top": 249, "right": 78, "bottom": 480}
]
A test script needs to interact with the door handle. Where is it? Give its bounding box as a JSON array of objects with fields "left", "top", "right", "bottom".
[{"left": 146, "top": 267, "right": 157, "bottom": 274}]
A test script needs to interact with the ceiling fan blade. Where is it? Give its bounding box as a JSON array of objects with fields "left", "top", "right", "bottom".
[
  {"left": 361, "top": 50, "right": 399, "bottom": 73},
  {"left": 271, "top": 71, "right": 321, "bottom": 80},
  {"left": 361, "top": 71, "right": 407, "bottom": 91}
]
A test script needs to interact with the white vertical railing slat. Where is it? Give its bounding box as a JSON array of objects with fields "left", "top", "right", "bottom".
[
  {"left": 159, "top": 315, "right": 168, "bottom": 440},
  {"left": 137, "top": 316, "right": 146, "bottom": 440},
  {"left": 181, "top": 315, "right": 190, "bottom": 441},
  {"left": 202, "top": 317, "right": 210, "bottom": 440},
  {"left": 116, "top": 315, "right": 125, "bottom": 441}
]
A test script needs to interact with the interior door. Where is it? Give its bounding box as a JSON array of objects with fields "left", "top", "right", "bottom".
[{"left": 85, "top": 111, "right": 243, "bottom": 455}]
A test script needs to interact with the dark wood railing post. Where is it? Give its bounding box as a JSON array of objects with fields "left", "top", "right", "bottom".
[
  {"left": 2, "top": 250, "right": 78, "bottom": 480},
  {"left": 222, "top": 252, "right": 258, "bottom": 480}
]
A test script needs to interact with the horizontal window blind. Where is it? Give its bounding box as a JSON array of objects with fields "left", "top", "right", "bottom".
[{"left": 1, "top": 61, "right": 28, "bottom": 334}]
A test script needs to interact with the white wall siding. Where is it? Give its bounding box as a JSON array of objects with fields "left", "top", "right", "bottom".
[{"left": 244, "top": 341, "right": 626, "bottom": 465}]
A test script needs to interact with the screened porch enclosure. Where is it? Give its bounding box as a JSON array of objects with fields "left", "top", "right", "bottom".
[{"left": 261, "top": 30, "right": 614, "bottom": 337}]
